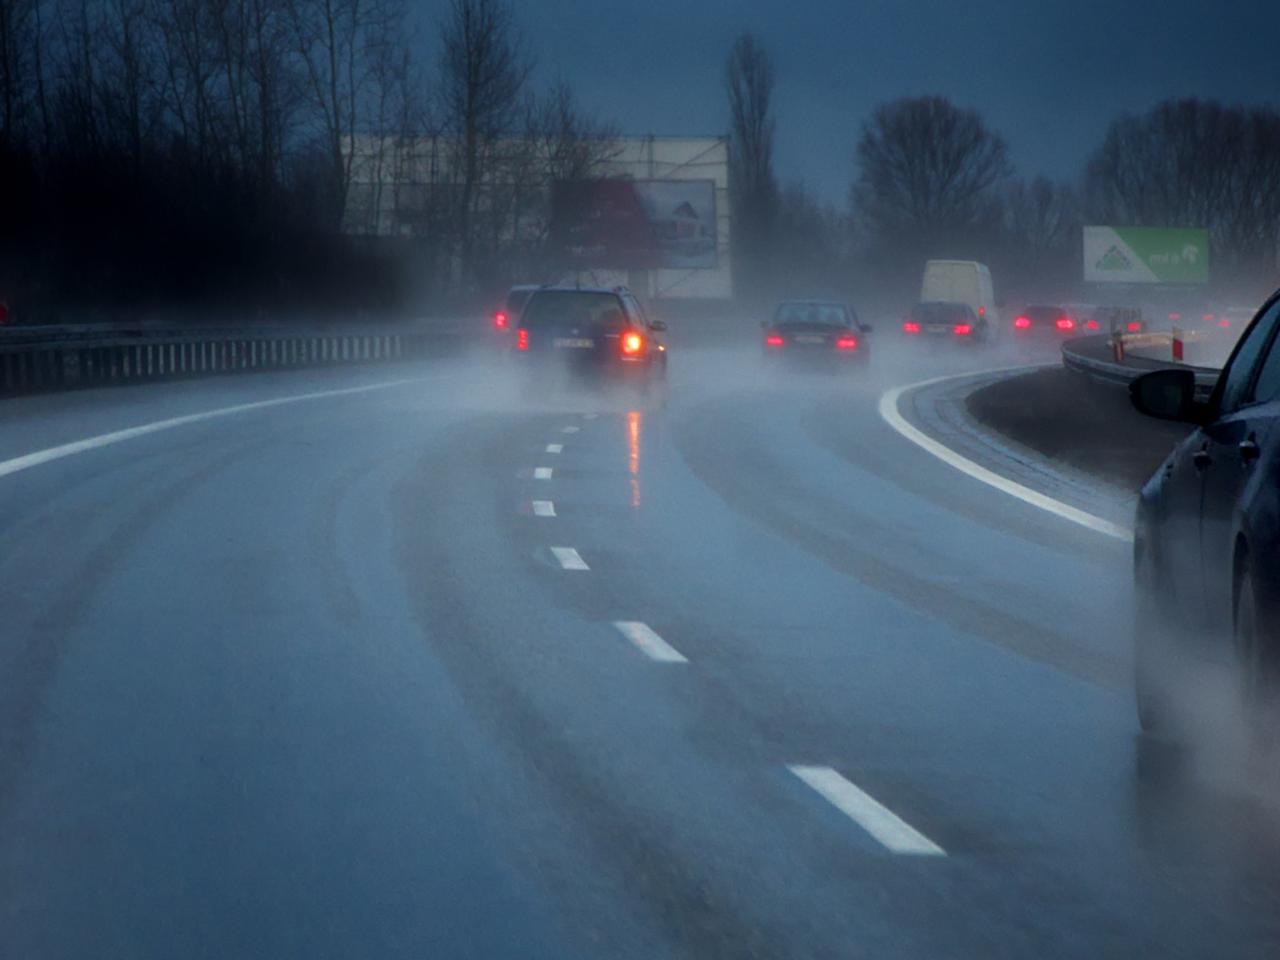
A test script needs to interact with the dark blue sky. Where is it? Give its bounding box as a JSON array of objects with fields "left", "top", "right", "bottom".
[{"left": 422, "top": 0, "right": 1280, "bottom": 203}]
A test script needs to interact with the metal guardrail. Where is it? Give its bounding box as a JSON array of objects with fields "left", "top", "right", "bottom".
[
  {"left": 0, "top": 320, "right": 471, "bottom": 395},
  {"left": 1061, "top": 334, "right": 1220, "bottom": 400}
]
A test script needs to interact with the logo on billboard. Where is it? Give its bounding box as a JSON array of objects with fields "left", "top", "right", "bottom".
[
  {"left": 1083, "top": 226, "right": 1209, "bottom": 284},
  {"left": 1096, "top": 245, "right": 1132, "bottom": 273}
]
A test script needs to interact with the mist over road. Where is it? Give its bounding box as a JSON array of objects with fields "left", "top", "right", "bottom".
[{"left": 2, "top": 345, "right": 1278, "bottom": 959}]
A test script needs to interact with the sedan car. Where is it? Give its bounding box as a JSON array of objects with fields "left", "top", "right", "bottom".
[
  {"left": 1130, "top": 291, "right": 1280, "bottom": 736},
  {"left": 513, "top": 286, "right": 667, "bottom": 388},
  {"left": 902, "top": 301, "right": 985, "bottom": 343},
  {"left": 762, "top": 300, "right": 871, "bottom": 368},
  {"left": 1010, "top": 304, "right": 1083, "bottom": 338}
]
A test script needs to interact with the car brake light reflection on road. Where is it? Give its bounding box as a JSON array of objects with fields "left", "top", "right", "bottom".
[
  {"left": 621, "top": 331, "right": 644, "bottom": 355},
  {"left": 765, "top": 333, "right": 785, "bottom": 346},
  {"left": 902, "top": 322, "right": 920, "bottom": 334},
  {"left": 1126, "top": 321, "right": 1143, "bottom": 333},
  {"left": 835, "top": 335, "right": 858, "bottom": 350},
  {"left": 953, "top": 324, "right": 973, "bottom": 336},
  {"left": 516, "top": 328, "right": 529, "bottom": 351},
  {"left": 1014, "top": 316, "right": 1031, "bottom": 330},
  {"left": 1056, "top": 317, "right": 1075, "bottom": 331},
  {"left": 493, "top": 311, "right": 508, "bottom": 330}
]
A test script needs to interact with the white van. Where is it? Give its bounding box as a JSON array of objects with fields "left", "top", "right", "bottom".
[{"left": 920, "top": 261, "right": 999, "bottom": 338}]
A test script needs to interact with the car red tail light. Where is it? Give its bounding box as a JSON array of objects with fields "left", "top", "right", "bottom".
[
  {"left": 953, "top": 324, "right": 973, "bottom": 336},
  {"left": 516, "top": 328, "right": 529, "bottom": 351},
  {"left": 835, "top": 335, "right": 858, "bottom": 350},
  {"left": 1055, "top": 317, "right": 1075, "bottom": 331},
  {"left": 1085, "top": 319, "right": 1100, "bottom": 330},
  {"left": 903, "top": 321, "right": 921, "bottom": 334},
  {"left": 1168, "top": 311, "right": 1182, "bottom": 322},
  {"left": 621, "top": 331, "right": 644, "bottom": 355},
  {"left": 493, "top": 311, "right": 509, "bottom": 330},
  {"left": 1126, "top": 321, "right": 1142, "bottom": 333},
  {"left": 978, "top": 306, "right": 986, "bottom": 317},
  {"left": 765, "top": 333, "right": 785, "bottom": 347},
  {"left": 1202, "top": 313, "right": 1215, "bottom": 323},
  {"left": 1014, "top": 316, "right": 1031, "bottom": 330},
  {"left": 1218, "top": 317, "right": 1230, "bottom": 327}
]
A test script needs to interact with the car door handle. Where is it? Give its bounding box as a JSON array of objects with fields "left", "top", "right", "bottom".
[
  {"left": 1192, "top": 448, "right": 1213, "bottom": 471},
  {"left": 1239, "top": 437, "right": 1261, "bottom": 464}
]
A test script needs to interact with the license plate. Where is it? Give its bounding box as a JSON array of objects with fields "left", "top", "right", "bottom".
[
  {"left": 553, "top": 337, "right": 594, "bottom": 349},
  {"left": 794, "top": 334, "right": 826, "bottom": 344},
  {"left": 925, "top": 324, "right": 950, "bottom": 334}
]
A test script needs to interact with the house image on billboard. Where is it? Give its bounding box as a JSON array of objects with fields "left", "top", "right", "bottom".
[{"left": 651, "top": 199, "right": 716, "bottom": 261}]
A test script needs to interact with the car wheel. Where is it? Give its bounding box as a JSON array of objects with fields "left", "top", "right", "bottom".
[{"left": 1235, "top": 561, "right": 1280, "bottom": 743}]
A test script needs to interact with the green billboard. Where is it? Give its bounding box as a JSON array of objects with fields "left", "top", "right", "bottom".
[{"left": 1083, "top": 226, "right": 1210, "bottom": 284}]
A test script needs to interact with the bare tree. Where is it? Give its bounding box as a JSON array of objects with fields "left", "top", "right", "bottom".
[
  {"left": 725, "top": 32, "right": 776, "bottom": 299},
  {"left": 437, "top": 0, "right": 530, "bottom": 288},
  {"left": 854, "top": 96, "right": 1010, "bottom": 245},
  {"left": 1003, "top": 175, "right": 1077, "bottom": 284},
  {"left": 286, "top": 0, "right": 406, "bottom": 222},
  {"left": 1086, "top": 98, "right": 1280, "bottom": 276},
  {"left": 0, "top": 0, "right": 44, "bottom": 149}
]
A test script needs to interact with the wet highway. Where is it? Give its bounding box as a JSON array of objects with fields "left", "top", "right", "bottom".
[{"left": 2, "top": 345, "right": 1280, "bottom": 958}]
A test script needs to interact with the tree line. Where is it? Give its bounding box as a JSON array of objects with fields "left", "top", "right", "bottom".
[
  {"left": 0, "top": 0, "right": 612, "bottom": 321},
  {"left": 727, "top": 32, "right": 1280, "bottom": 308}
]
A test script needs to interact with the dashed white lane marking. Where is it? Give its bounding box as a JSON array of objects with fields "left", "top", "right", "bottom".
[
  {"left": 545, "top": 443, "right": 564, "bottom": 454},
  {"left": 533, "top": 467, "right": 554, "bottom": 480},
  {"left": 613, "top": 621, "right": 688, "bottom": 663},
  {"left": 531, "top": 500, "right": 556, "bottom": 517},
  {"left": 0, "top": 378, "right": 422, "bottom": 482},
  {"left": 878, "top": 373, "right": 1133, "bottom": 543},
  {"left": 561, "top": 425, "right": 580, "bottom": 434},
  {"left": 789, "top": 765, "right": 946, "bottom": 857},
  {"left": 550, "top": 546, "right": 589, "bottom": 570}
]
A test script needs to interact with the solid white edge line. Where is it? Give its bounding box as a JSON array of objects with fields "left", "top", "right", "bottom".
[
  {"left": 545, "top": 443, "right": 564, "bottom": 454},
  {"left": 613, "top": 621, "right": 688, "bottom": 663},
  {"left": 788, "top": 765, "right": 945, "bottom": 857},
  {"left": 877, "top": 370, "right": 1133, "bottom": 543},
  {"left": 531, "top": 499, "right": 556, "bottom": 517},
  {"left": 550, "top": 546, "right": 589, "bottom": 570},
  {"left": 533, "top": 466, "right": 554, "bottom": 480},
  {"left": 0, "top": 377, "right": 421, "bottom": 481}
]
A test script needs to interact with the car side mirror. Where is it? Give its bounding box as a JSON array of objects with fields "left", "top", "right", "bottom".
[
  {"left": 1130, "top": 369, "right": 1201, "bottom": 422},
  {"left": 649, "top": 319, "right": 667, "bottom": 332}
]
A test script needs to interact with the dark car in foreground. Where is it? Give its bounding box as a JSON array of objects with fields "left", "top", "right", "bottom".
[
  {"left": 513, "top": 286, "right": 667, "bottom": 387},
  {"left": 1131, "top": 291, "right": 1280, "bottom": 735},
  {"left": 902, "top": 301, "right": 985, "bottom": 343},
  {"left": 762, "top": 300, "right": 871, "bottom": 368}
]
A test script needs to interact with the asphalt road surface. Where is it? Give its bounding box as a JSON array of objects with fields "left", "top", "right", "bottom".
[{"left": 2, "top": 343, "right": 1279, "bottom": 959}]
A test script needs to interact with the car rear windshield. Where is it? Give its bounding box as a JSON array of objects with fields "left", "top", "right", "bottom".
[
  {"left": 912, "top": 302, "right": 972, "bottom": 324},
  {"left": 520, "top": 292, "right": 629, "bottom": 331},
  {"left": 506, "top": 288, "right": 535, "bottom": 315},
  {"left": 775, "top": 303, "right": 849, "bottom": 326}
]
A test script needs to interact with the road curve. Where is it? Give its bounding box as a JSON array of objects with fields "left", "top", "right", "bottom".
[{"left": 2, "top": 347, "right": 1279, "bottom": 959}]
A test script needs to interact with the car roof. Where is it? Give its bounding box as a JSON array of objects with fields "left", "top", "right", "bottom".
[
  {"left": 777, "top": 299, "right": 847, "bottom": 306},
  {"left": 527, "top": 285, "right": 629, "bottom": 296}
]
